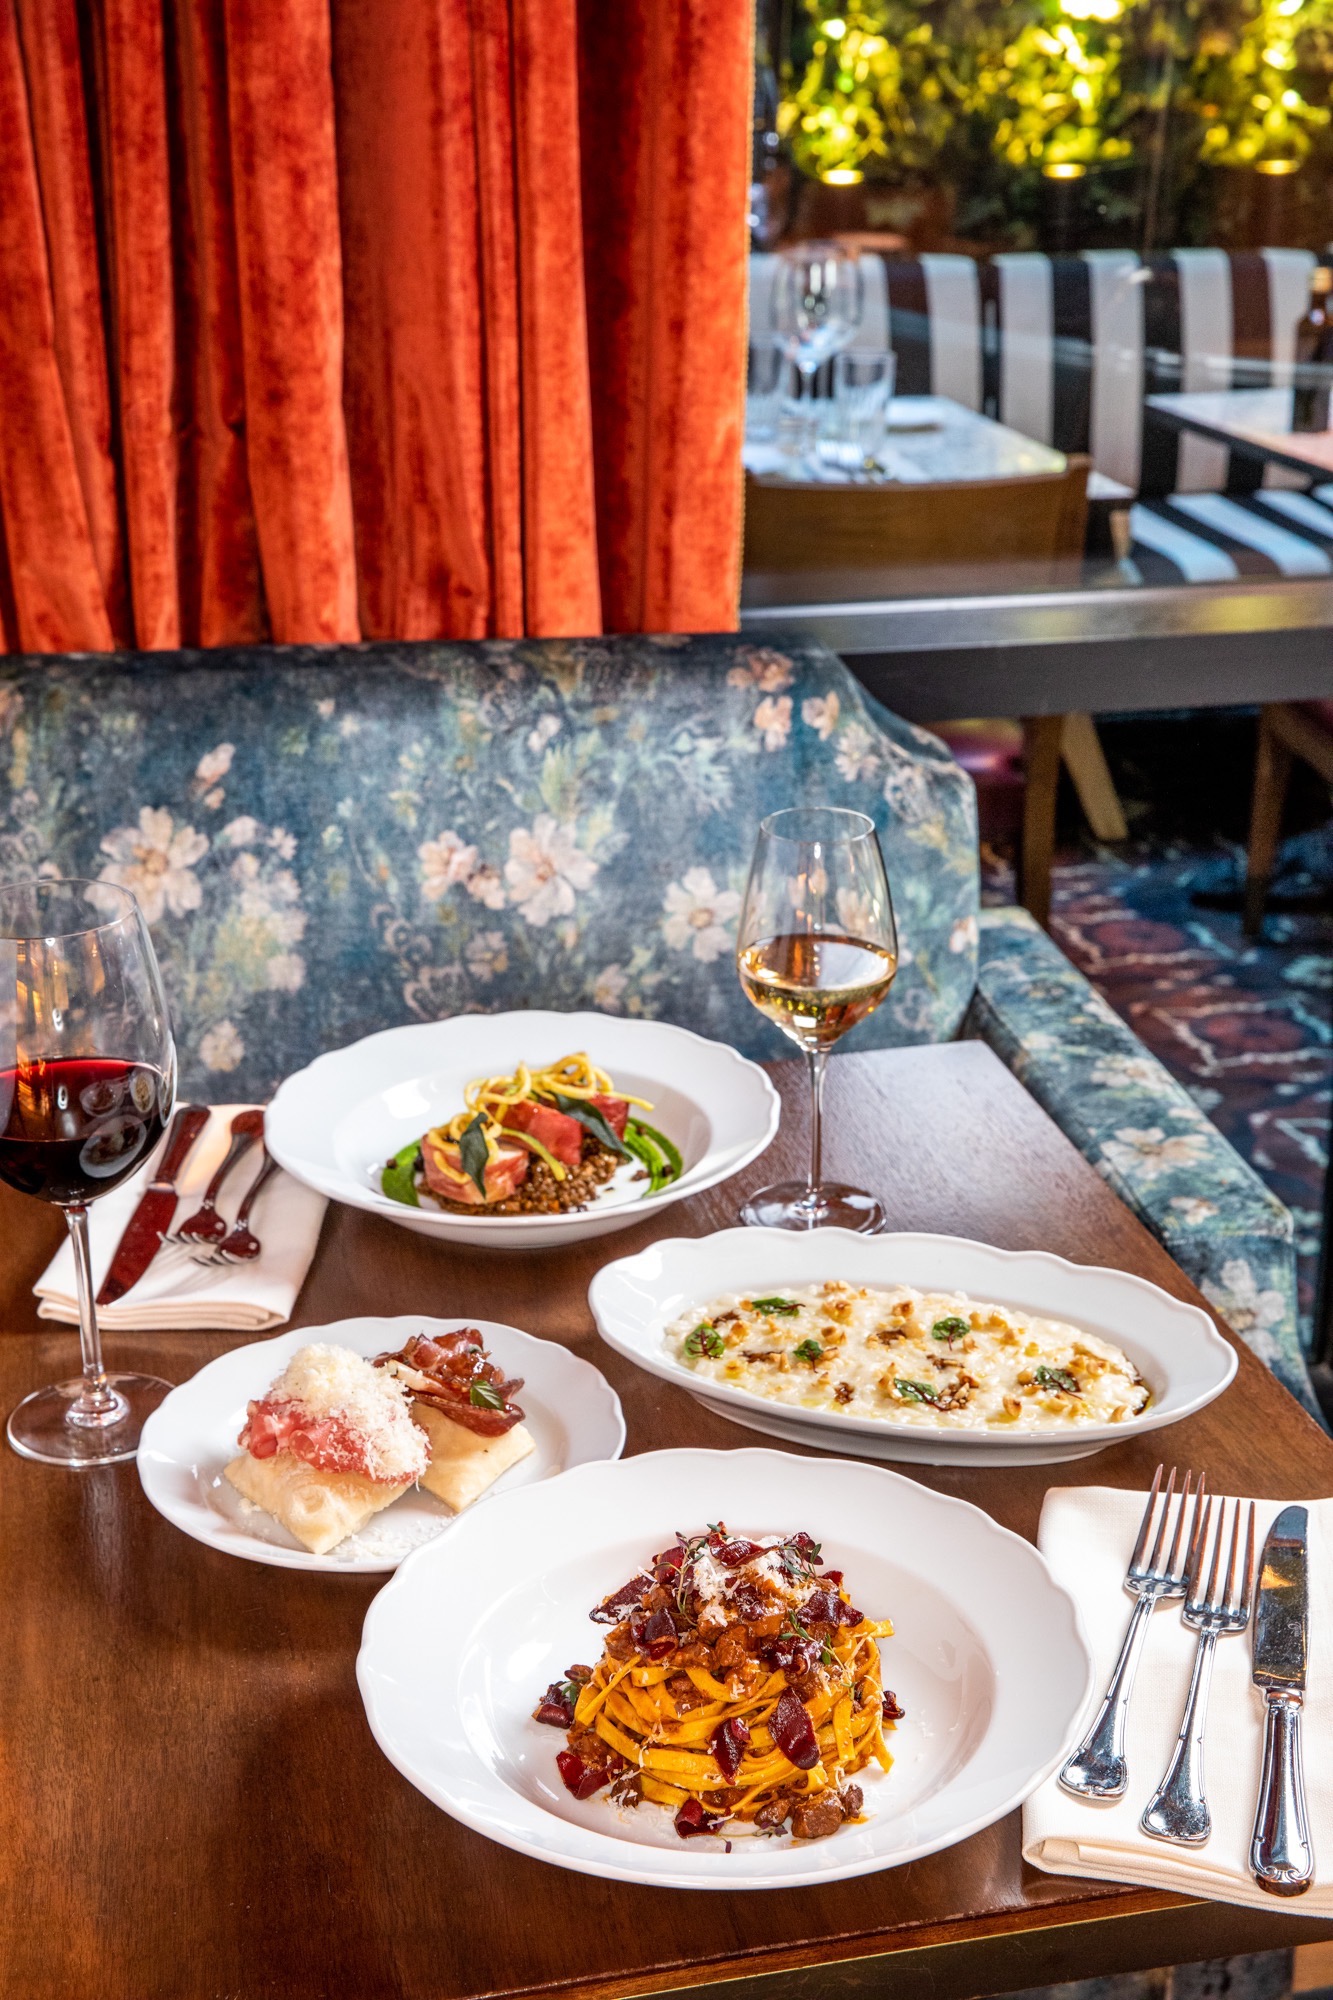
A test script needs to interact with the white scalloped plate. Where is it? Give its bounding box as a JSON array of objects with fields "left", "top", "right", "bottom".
[
  {"left": 266, "top": 1012, "right": 779, "bottom": 1249},
  {"left": 137, "top": 1315, "right": 625, "bottom": 1572},
  {"left": 588, "top": 1229, "right": 1237, "bottom": 1466},
  {"left": 357, "top": 1447, "right": 1094, "bottom": 1887}
]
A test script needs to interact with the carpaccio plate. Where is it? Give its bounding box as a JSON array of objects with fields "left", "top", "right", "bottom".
[{"left": 137, "top": 1315, "right": 625, "bottom": 1572}]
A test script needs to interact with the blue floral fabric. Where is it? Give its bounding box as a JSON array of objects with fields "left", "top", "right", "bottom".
[
  {"left": 970, "top": 905, "right": 1319, "bottom": 1417},
  {"left": 0, "top": 635, "right": 978, "bottom": 1098}
]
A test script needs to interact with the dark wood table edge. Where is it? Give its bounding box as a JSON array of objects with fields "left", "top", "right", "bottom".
[{"left": 502, "top": 1895, "right": 1333, "bottom": 2000}]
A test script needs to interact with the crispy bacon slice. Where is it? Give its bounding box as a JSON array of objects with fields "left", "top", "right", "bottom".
[
  {"left": 373, "top": 1329, "right": 525, "bottom": 1436},
  {"left": 421, "top": 1131, "right": 529, "bottom": 1206}
]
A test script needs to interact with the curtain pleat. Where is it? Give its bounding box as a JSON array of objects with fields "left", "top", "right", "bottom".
[
  {"left": 175, "top": 0, "right": 265, "bottom": 646},
  {"left": 578, "top": 0, "right": 749, "bottom": 633},
  {"left": 467, "top": 0, "right": 525, "bottom": 636},
  {"left": 224, "top": 0, "right": 358, "bottom": 644},
  {"left": 510, "top": 0, "right": 601, "bottom": 636},
  {"left": 16, "top": 0, "right": 127, "bottom": 641},
  {"left": 332, "top": 0, "right": 490, "bottom": 641},
  {"left": 0, "top": 0, "right": 112, "bottom": 652},
  {"left": 0, "top": 0, "right": 747, "bottom": 654},
  {"left": 98, "top": 0, "right": 180, "bottom": 650}
]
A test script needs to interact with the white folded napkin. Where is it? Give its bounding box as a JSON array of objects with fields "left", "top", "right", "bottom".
[
  {"left": 35, "top": 1105, "right": 327, "bottom": 1332},
  {"left": 1023, "top": 1484, "right": 1333, "bottom": 1913}
]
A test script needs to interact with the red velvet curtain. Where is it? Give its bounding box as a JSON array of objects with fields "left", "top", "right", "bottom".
[{"left": 0, "top": 0, "right": 749, "bottom": 654}]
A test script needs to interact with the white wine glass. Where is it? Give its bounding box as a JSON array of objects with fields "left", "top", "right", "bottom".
[
  {"left": 1, "top": 878, "right": 176, "bottom": 1465},
  {"left": 771, "top": 243, "right": 864, "bottom": 466},
  {"left": 736, "top": 807, "right": 897, "bottom": 1231}
]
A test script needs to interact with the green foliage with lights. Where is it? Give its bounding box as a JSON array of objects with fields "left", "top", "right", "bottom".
[
  {"left": 1189, "top": 0, "right": 1333, "bottom": 169},
  {"left": 781, "top": 0, "right": 1333, "bottom": 218}
]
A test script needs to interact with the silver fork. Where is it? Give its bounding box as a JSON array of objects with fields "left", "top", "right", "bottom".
[
  {"left": 1141, "top": 1496, "right": 1256, "bottom": 1845},
  {"left": 211, "top": 1150, "right": 280, "bottom": 1263},
  {"left": 164, "top": 1108, "right": 265, "bottom": 1253},
  {"left": 1059, "top": 1465, "right": 1206, "bottom": 1799}
]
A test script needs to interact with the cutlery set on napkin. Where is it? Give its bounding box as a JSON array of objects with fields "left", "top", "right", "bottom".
[
  {"left": 1024, "top": 1476, "right": 1333, "bottom": 1913},
  {"left": 35, "top": 1104, "right": 326, "bottom": 1333}
]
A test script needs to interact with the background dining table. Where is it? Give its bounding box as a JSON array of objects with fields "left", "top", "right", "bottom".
[
  {"left": 1146, "top": 389, "right": 1333, "bottom": 485},
  {"left": 3, "top": 1038, "right": 1333, "bottom": 2000}
]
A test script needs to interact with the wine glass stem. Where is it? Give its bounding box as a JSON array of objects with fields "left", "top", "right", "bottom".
[
  {"left": 63, "top": 1204, "right": 125, "bottom": 1429},
  {"left": 805, "top": 1048, "right": 828, "bottom": 1206}
]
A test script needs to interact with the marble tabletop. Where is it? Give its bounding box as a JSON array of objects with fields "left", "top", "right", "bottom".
[{"left": 744, "top": 394, "right": 1068, "bottom": 486}]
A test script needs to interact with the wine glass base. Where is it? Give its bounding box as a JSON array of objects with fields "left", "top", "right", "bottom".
[
  {"left": 740, "top": 1182, "right": 886, "bottom": 1234},
  {"left": 6, "top": 1373, "right": 173, "bottom": 1466}
]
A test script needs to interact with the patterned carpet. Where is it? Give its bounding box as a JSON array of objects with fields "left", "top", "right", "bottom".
[{"left": 1035, "top": 835, "right": 1333, "bottom": 1341}]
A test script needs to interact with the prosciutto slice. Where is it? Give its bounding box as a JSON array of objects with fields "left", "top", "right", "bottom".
[
  {"left": 239, "top": 1397, "right": 379, "bottom": 1479},
  {"left": 373, "top": 1329, "right": 526, "bottom": 1436},
  {"left": 421, "top": 1131, "right": 529, "bottom": 1205}
]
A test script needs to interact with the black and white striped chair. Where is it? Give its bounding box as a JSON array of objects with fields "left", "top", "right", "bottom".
[{"left": 881, "top": 247, "right": 1330, "bottom": 582}]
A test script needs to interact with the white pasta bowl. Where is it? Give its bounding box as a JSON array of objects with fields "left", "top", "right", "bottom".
[
  {"left": 357, "top": 1446, "right": 1093, "bottom": 1888},
  {"left": 588, "top": 1228, "right": 1238, "bottom": 1467},
  {"left": 267, "top": 1012, "right": 779, "bottom": 1249}
]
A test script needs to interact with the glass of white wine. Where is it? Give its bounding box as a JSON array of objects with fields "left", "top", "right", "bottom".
[{"left": 736, "top": 807, "right": 897, "bottom": 1231}]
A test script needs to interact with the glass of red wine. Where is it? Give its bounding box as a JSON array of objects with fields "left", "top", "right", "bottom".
[
  {"left": 736, "top": 808, "right": 898, "bottom": 1231},
  {"left": 1, "top": 878, "right": 176, "bottom": 1465}
]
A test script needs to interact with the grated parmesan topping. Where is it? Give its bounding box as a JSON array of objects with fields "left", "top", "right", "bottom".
[
  {"left": 689, "top": 1541, "right": 808, "bottom": 1631},
  {"left": 268, "top": 1344, "right": 428, "bottom": 1483}
]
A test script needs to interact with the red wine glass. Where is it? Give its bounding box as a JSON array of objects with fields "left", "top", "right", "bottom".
[
  {"left": 736, "top": 808, "right": 897, "bottom": 1231},
  {"left": 1, "top": 878, "right": 176, "bottom": 1465}
]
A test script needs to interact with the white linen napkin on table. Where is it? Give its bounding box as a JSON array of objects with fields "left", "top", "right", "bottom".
[
  {"left": 1022, "top": 1484, "right": 1333, "bottom": 1913},
  {"left": 33, "top": 1105, "right": 327, "bottom": 1332}
]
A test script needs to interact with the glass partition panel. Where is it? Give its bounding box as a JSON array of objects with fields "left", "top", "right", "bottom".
[{"left": 744, "top": 0, "right": 1333, "bottom": 609}]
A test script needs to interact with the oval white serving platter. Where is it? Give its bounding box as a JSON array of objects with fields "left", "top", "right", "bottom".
[
  {"left": 266, "top": 1012, "right": 778, "bottom": 1250},
  {"left": 137, "top": 1314, "right": 625, "bottom": 1572},
  {"left": 588, "top": 1228, "right": 1237, "bottom": 1467},
  {"left": 356, "top": 1447, "right": 1093, "bottom": 1888}
]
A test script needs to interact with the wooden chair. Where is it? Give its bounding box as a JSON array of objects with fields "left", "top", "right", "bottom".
[
  {"left": 743, "top": 455, "right": 1126, "bottom": 926},
  {"left": 1244, "top": 702, "right": 1333, "bottom": 933}
]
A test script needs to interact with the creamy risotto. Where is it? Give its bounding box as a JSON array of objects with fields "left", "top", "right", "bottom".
[{"left": 668, "top": 1281, "right": 1150, "bottom": 1431}]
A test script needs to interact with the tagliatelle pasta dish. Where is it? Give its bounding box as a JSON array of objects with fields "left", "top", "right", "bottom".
[
  {"left": 669, "top": 1280, "right": 1151, "bottom": 1431},
  {"left": 380, "top": 1052, "right": 682, "bottom": 1217},
  {"left": 533, "top": 1526, "right": 900, "bottom": 1842}
]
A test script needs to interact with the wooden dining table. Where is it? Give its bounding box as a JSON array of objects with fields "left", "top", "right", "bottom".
[{"left": 3, "top": 1038, "right": 1333, "bottom": 2000}]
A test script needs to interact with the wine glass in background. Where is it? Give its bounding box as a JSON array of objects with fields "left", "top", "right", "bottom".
[
  {"left": 736, "top": 808, "right": 897, "bottom": 1232},
  {"left": 1, "top": 879, "right": 176, "bottom": 1465},
  {"left": 770, "top": 242, "right": 864, "bottom": 468}
]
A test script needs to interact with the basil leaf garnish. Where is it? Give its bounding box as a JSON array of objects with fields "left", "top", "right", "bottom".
[
  {"left": 793, "top": 1337, "right": 824, "bottom": 1363},
  {"left": 468, "top": 1378, "right": 506, "bottom": 1411},
  {"left": 550, "top": 1092, "right": 630, "bottom": 1158},
  {"left": 458, "top": 1112, "right": 491, "bottom": 1198}
]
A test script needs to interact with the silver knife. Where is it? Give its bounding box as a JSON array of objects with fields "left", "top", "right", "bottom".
[
  {"left": 95, "top": 1103, "right": 210, "bottom": 1305},
  {"left": 1250, "top": 1504, "right": 1314, "bottom": 1896}
]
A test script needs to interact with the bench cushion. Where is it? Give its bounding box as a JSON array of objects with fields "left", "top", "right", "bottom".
[{"left": 0, "top": 635, "right": 978, "bottom": 1099}]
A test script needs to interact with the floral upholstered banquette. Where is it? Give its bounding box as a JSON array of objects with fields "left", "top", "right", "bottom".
[
  {"left": 0, "top": 635, "right": 977, "bottom": 1095},
  {"left": 0, "top": 632, "right": 1317, "bottom": 1415}
]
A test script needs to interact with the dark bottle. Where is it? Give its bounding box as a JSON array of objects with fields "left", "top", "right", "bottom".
[{"left": 1293, "top": 267, "right": 1333, "bottom": 432}]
